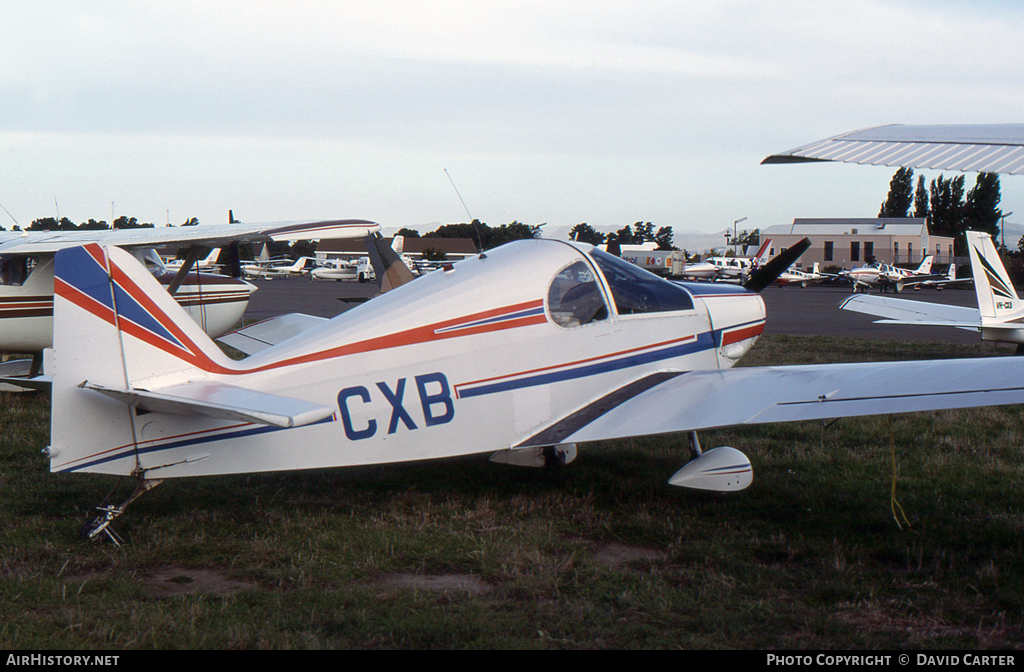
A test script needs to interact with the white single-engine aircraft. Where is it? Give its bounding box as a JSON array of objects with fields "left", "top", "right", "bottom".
[
  {"left": 242, "top": 256, "right": 320, "bottom": 280},
  {"left": 42, "top": 236, "right": 1024, "bottom": 543},
  {"left": 776, "top": 262, "right": 826, "bottom": 288},
  {"left": 0, "top": 219, "right": 379, "bottom": 386}
]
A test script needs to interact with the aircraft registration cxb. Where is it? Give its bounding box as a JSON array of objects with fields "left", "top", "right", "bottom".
[{"left": 36, "top": 234, "right": 1024, "bottom": 542}]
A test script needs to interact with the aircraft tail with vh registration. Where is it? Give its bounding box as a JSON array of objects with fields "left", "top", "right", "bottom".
[
  {"left": 49, "top": 244, "right": 335, "bottom": 476},
  {"left": 966, "top": 230, "right": 1024, "bottom": 343}
]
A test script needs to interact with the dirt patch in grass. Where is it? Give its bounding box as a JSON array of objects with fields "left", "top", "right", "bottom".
[
  {"left": 142, "top": 566, "right": 257, "bottom": 598},
  {"left": 590, "top": 542, "right": 666, "bottom": 568},
  {"left": 378, "top": 573, "right": 493, "bottom": 596}
]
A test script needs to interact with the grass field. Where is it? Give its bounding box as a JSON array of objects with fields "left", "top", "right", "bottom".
[{"left": 2, "top": 335, "right": 1024, "bottom": 649}]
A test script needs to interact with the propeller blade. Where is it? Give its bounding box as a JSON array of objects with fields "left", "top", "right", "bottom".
[{"left": 742, "top": 238, "right": 811, "bottom": 293}]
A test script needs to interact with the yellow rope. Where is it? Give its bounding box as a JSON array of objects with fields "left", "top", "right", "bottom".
[{"left": 890, "top": 418, "right": 912, "bottom": 530}]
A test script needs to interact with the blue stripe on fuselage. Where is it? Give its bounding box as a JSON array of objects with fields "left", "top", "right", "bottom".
[{"left": 458, "top": 330, "right": 718, "bottom": 399}]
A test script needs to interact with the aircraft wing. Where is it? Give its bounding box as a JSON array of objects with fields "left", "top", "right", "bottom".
[
  {"left": 0, "top": 219, "right": 379, "bottom": 255},
  {"left": 762, "top": 124, "right": 1024, "bottom": 174},
  {"left": 522, "top": 356, "right": 1024, "bottom": 446},
  {"left": 839, "top": 294, "right": 981, "bottom": 330},
  {"left": 217, "top": 313, "right": 330, "bottom": 355}
]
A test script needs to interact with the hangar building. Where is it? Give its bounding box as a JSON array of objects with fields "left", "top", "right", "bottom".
[{"left": 761, "top": 218, "right": 956, "bottom": 270}]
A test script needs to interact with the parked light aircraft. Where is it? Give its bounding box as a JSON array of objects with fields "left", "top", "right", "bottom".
[
  {"left": 39, "top": 235, "right": 1024, "bottom": 542},
  {"left": 841, "top": 231, "right": 1022, "bottom": 347},
  {"left": 242, "top": 256, "right": 320, "bottom": 280},
  {"left": 840, "top": 256, "right": 940, "bottom": 293},
  {"left": 0, "top": 220, "right": 380, "bottom": 387},
  {"left": 310, "top": 258, "right": 360, "bottom": 281},
  {"left": 916, "top": 262, "right": 971, "bottom": 291},
  {"left": 311, "top": 235, "right": 411, "bottom": 282},
  {"left": 164, "top": 247, "right": 222, "bottom": 273},
  {"left": 682, "top": 239, "right": 772, "bottom": 281},
  {"left": 776, "top": 262, "right": 826, "bottom": 288}
]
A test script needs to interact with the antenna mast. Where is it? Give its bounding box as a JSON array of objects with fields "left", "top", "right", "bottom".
[
  {"left": 444, "top": 168, "right": 486, "bottom": 257},
  {"left": 0, "top": 201, "right": 19, "bottom": 228}
]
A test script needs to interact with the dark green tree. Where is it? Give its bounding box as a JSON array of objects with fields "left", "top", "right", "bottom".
[
  {"left": 28, "top": 217, "right": 59, "bottom": 231},
  {"left": 633, "top": 222, "right": 655, "bottom": 242},
  {"left": 568, "top": 223, "right": 605, "bottom": 245},
  {"left": 928, "top": 174, "right": 965, "bottom": 239},
  {"left": 488, "top": 221, "right": 542, "bottom": 248},
  {"left": 113, "top": 216, "right": 154, "bottom": 229},
  {"left": 396, "top": 227, "right": 420, "bottom": 238},
  {"left": 878, "top": 167, "right": 914, "bottom": 218},
  {"left": 961, "top": 172, "right": 1002, "bottom": 239},
  {"left": 79, "top": 218, "right": 109, "bottom": 230},
  {"left": 654, "top": 226, "right": 676, "bottom": 251},
  {"left": 289, "top": 240, "right": 317, "bottom": 259},
  {"left": 421, "top": 246, "right": 449, "bottom": 262},
  {"left": 615, "top": 225, "right": 636, "bottom": 245},
  {"left": 913, "top": 174, "right": 929, "bottom": 219},
  {"left": 424, "top": 219, "right": 540, "bottom": 250}
]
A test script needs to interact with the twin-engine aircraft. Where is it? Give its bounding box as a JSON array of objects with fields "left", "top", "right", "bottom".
[
  {"left": 840, "top": 256, "right": 941, "bottom": 293},
  {"left": 44, "top": 236, "right": 1024, "bottom": 542}
]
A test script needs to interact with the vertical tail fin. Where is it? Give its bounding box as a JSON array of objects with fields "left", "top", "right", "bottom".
[
  {"left": 916, "top": 255, "right": 934, "bottom": 274},
  {"left": 50, "top": 244, "right": 236, "bottom": 475},
  {"left": 967, "top": 231, "right": 1020, "bottom": 320},
  {"left": 753, "top": 239, "right": 771, "bottom": 266},
  {"left": 364, "top": 233, "right": 416, "bottom": 293}
]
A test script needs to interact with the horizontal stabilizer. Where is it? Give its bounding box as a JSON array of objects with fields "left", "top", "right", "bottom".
[
  {"left": 872, "top": 320, "right": 980, "bottom": 331},
  {"left": 83, "top": 380, "right": 336, "bottom": 428},
  {"left": 217, "top": 313, "right": 329, "bottom": 355},
  {"left": 840, "top": 294, "right": 981, "bottom": 327},
  {"left": 0, "top": 375, "right": 51, "bottom": 391}
]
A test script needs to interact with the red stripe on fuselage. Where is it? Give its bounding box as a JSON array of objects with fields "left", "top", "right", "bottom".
[{"left": 721, "top": 322, "right": 764, "bottom": 346}]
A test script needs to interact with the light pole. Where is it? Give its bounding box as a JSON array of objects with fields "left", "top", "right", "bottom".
[{"left": 733, "top": 217, "right": 747, "bottom": 255}]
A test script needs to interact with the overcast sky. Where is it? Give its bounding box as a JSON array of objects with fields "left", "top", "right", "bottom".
[{"left": 2, "top": 1, "right": 1024, "bottom": 241}]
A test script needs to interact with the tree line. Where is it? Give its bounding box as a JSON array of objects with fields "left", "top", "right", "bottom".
[
  {"left": 0, "top": 216, "right": 202, "bottom": 231},
  {"left": 878, "top": 167, "right": 1002, "bottom": 254},
  {"left": 565, "top": 221, "right": 676, "bottom": 250}
]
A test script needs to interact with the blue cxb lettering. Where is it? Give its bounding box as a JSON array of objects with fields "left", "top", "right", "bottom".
[
  {"left": 376, "top": 379, "right": 418, "bottom": 434},
  {"left": 337, "top": 372, "right": 454, "bottom": 441},
  {"left": 337, "top": 386, "right": 377, "bottom": 441},
  {"left": 415, "top": 372, "right": 455, "bottom": 426}
]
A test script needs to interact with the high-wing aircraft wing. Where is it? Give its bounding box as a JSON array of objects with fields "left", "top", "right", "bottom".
[
  {"left": 0, "top": 219, "right": 379, "bottom": 255},
  {"left": 762, "top": 124, "right": 1024, "bottom": 173}
]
